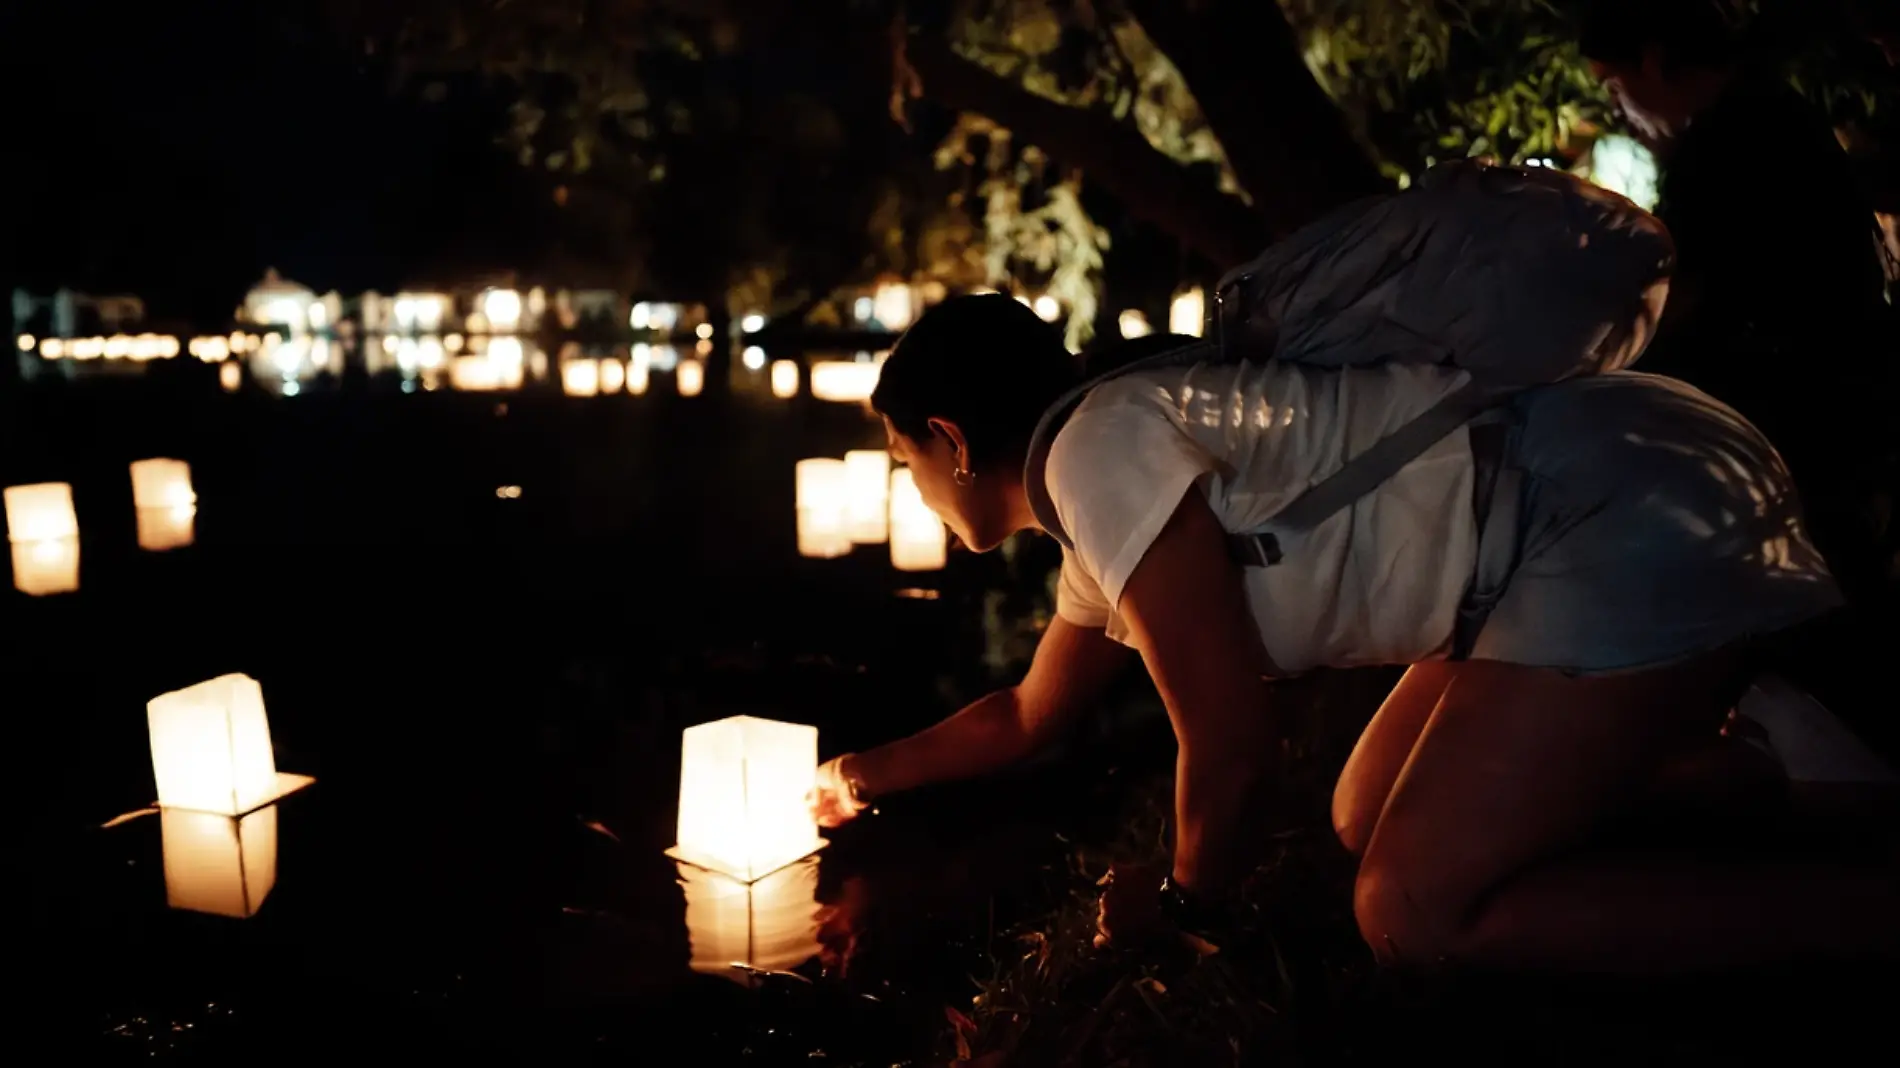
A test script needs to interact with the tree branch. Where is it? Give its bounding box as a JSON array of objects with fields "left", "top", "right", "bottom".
[{"left": 904, "top": 35, "right": 1269, "bottom": 270}]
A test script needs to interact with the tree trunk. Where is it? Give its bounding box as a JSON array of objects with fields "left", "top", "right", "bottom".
[{"left": 1127, "top": 0, "right": 1389, "bottom": 235}]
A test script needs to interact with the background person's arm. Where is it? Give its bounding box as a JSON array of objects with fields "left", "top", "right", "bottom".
[
  {"left": 1118, "top": 488, "right": 1280, "bottom": 895},
  {"left": 846, "top": 616, "right": 1132, "bottom": 798}
]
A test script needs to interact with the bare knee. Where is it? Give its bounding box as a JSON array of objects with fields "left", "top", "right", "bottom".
[{"left": 1351, "top": 853, "right": 1472, "bottom": 969}]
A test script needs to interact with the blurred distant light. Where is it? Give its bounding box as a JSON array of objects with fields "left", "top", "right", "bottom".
[
  {"left": 599, "top": 357, "right": 626, "bottom": 393},
  {"left": 444, "top": 333, "right": 465, "bottom": 353},
  {"left": 16, "top": 334, "right": 34, "bottom": 352},
  {"left": 695, "top": 323, "right": 715, "bottom": 341},
  {"left": 740, "top": 314, "right": 766, "bottom": 334},
  {"left": 1587, "top": 133, "right": 1660, "bottom": 211},
  {"left": 1118, "top": 309, "right": 1153, "bottom": 339},
  {"left": 628, "top": 346, "right": 651, "bottom": 395},
  {"left": 220, "top": 362, "right": 242, "bottom": 392},
  {"left": 770, "top": 359, "right": 798, "bottom": 398},
  {"left": 282, "top": 380, "right": 301, "bottom": 397},
  {"left": 1169, "top": 287, "right": 1206, "bottom": 337},
  {"left": 481, "top": 288, "right": 523, "bottom": 332},
  {"left": 695, "top": 338, "right": 713, "bottom": 356},
  {"left": 307, "top": 302, "right": 327, "bottom": 329},
  {"left": 872, "top": 283, "right": 915, "bottom": 331},
  {"left": 562, "top": 359, "right": 601, "bottom": 398},
  {"left": 742, "top": 345, "right": 766, "bottom": 371},
  {"left": 631, "top": 302, "right": 652, "bottom": 330},
  {"left": 809, "top": 361, "right": 880, "bottom": 403},
  {"left": 647, "top": 344, "right": 679, "bottom": 372},
  {"left": 852, "top": 297, "right": 874, "bottom": 322},
  {"left": 104, "top": 335, "right": 133, "bottom": 359},
  {"left": 496, "top": 485, "right": 523, "bottom": 500},
  {"left": 1032, "top": 295, "right": 1061, "bottom": 323},
  {"left": 40, "top": 338, "right": 65, "bottom": 359}
]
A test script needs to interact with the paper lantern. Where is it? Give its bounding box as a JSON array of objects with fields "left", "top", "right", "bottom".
[
  {"left": 147, "top": 674, "right": 314, "bottom": 817},
  {"left": 220, "top": 361, "right": 243, "bottom": 391},
  {"left": 794, "top": 459, "right": 850, "bottom": 559},
  {"left": 1170, "top": 286, "right": 1206, "bottom": 337},
  {"left": 889, "top": 467, "right": 948, "bottom": 571},
  {"left": 679, "top": 856, "right": 821, "bottom": 984},
  {"left": 677, "top": 359, "right": 705, "bottom": 397},
  {"left": 137, "top": 506, "right": 196, "bottom": 552},
  {"left": 162, "top": 806, "right": 278, "bottom": 918},
  {"left": 4, "top": 482, "right": 78, "bottom": 543},
  {"left": 11, "top": 537, "right": 78, "bottom": 596},
  {"left": 843, "top": 450, "right": 890, "bottom": 544},
  {"left": 808, "top": 361, "right": 880, "bottom": 403},
  {"left": 561, "top": 359, "right": 601, "bottom": 397},
  {"left": 130, "top": 458, "right": 196, "bottom": 510},
  {"left": 770, "top": 360, "right": 799, "bottom": 398},
  {"left": 666, "top": 715, "right": 825, "bottom": 883},
  {"left": 599, "top": 357, "right": 626, "bottom": 394}
]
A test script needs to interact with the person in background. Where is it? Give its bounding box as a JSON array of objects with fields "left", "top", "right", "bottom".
[{"left": 1580, "top": 0, "right": 1896, "bottom": 610}]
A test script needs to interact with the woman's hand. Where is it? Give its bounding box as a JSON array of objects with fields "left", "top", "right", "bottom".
[
  {"left": 1092, "top": 863, "right": 1169, "bottom": 949},
  {"left": 808, "top": 755, "right": 872, "bottom": 828}
]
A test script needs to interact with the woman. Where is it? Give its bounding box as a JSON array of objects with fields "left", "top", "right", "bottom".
[{"left": 809, "top": 293, "right": 1897, "bottom": 974}]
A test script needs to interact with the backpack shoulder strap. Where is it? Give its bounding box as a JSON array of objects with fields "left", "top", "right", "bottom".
[
  {"left": 1024, "top": 339, "right": 1218, "bottom": 551},
  {"left": 1226, "top": 379, "right": 1501, "bottom": 566}
]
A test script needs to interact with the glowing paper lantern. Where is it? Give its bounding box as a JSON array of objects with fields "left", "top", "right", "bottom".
[
  {"left": 147, "top": 674, "right": 314, "bottom": 817},
  {"left": 889, "top": 467, "right": 947, "bottom": 571},
  {"left": 843, "top": 450, "right": 890, "bottom": 544},
  {"left": 162, "top": 806, "right": 278, "bottom": 918},
  {"left": 808, "top": 361, "right": 880, "bottom": 403},
  {"left": 220, "top": 361, "right": 243, "bottom": 391},
  {"left": 794, "top": 459, "right": 850, "bottom": 559},
  {"left": 770, "top": 360, "right": 799, "bottom": 398},
  {"left": 11, "top": 537, "right": 78, "bottom": 596},
  {"left": 130, "top": 459, "right": 195, "bottom": 511},
  {"left": 680, "top": 856, "right": 822, "bottom": 984},
  {"left": 599, "top": 357, "right": 626, "bottom": 394},
  {"left": 1119, "top": 309, "right": 1153, "bottom": 339},
  {"left": 677, "top": 359, "right": 705, "bottom": 397},
  {"left": 4, "top": 482, "right": 78, "bottom": 543},
  {"left": 666, "top": 715, "right": 826, "bottom": 883}
]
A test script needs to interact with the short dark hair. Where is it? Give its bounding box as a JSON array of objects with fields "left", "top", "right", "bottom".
[
  {"left": 1579, "top": 0, "right": 1743, "bottom": 71},
  {"left": 871, "top": 294, "right": 1082, "bottom": 471}
]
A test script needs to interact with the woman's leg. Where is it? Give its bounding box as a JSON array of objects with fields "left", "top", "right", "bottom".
[
  {"left": 1353, "top": 654, "right": 1900, "bottom": 974},
  {"left": 1332, "top": 662, "right": 1456, "bottom": 858}
]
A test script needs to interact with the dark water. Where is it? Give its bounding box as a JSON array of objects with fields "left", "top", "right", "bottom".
[{"left": 1, "top": 355, "right": 1158, "bottom": 1061}]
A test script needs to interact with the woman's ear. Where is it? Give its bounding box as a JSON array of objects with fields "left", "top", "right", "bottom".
[{"left": 925, "top": 417, "right": 971, "bottom": 466}]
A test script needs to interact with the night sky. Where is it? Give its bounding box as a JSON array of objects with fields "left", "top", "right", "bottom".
[{"left": 11, "top": 1, "right": 542, "bottom": 326}]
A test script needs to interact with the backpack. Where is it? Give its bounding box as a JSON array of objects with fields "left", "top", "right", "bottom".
[{"left": 1024, "top": 159, "right": 1677, "bottom": 569}]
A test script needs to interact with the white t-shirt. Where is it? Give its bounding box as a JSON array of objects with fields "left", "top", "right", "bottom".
[{"left": 1048, "top": 358, "right": 1479, "bottom": 674}]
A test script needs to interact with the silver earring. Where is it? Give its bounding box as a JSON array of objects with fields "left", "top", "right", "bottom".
[{"left": 953, "top": 466, "right": 975, "bottom": 487}]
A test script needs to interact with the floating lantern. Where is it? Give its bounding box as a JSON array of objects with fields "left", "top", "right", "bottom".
[
  {"left": 1170, "top": 286, "right": 1206, "bottom": 337},
  {"left": 561, "top": 359, "right": 601, "bottom": 397},
  {"left": 1119, "top": 309, "right": 1153, "bottom": 339},
  {"left": 889, "top": 467, "right": 948, "bottom": 571},
  {"left": 680, "top": 856, "right": 822, "bottom": 984},
  {"left": 666, "top": 715, "right": 826, "bottom": 883},
  {"left": 130, "top": 459, "right": 195, "bottom": 511},
  {"left": 742, "top": 346, "right": 767, "bottom": 371},
  {"left": 843, "top": 450, "right": 891, "bottom": 544},
  {"left": 677, "top": 359, "right": 705, "bottom": 397},
  {"left": 480, "top": 288, "right": 523, "bottom": 332},
  {"left": 147, "top": 674, "right": 314, "bottom": 817},
  {"left": 4, "top": 482, "right": 78, "bottom": 543},
  {"left": 627, "top": 346, "right": 651, "bottom": 395},
  {"left": 220, "top": 361, "right": 243, "bottom": 391},
  {"left": 808, "top": 361, "right": 880, "bottom": 403},
  {"left": 162, "top": 806, "right": 278, "bottom": 918},
  {"left": 794, "top": 459, "right": 850, "bottom": 559},
  {"left": 770, "top": 360, "right": 799, "bottom": 398},
  {"left": 11, "top": 537, "right": 78, "bottom": 596}
]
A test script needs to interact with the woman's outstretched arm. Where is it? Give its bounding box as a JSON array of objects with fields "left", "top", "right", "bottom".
[
  {"left": 846, "top": 616, "right": 1133, "bottom": 799},
  {"left": 1119, "top": 488, "right": 1281, "bottom": 895}
]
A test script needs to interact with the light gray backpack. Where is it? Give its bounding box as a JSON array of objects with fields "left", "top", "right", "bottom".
[{"left": 1024, "top": 159, "right": 1676, "bottom": 570}]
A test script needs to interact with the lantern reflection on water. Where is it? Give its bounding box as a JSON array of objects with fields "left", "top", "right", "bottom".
[
  {"left": 667, "top": 715, "right": 825, "bottom": 883},
  {"left": 794, "top": 459, "right": 851, "bottom": 559},
  {"left": 148, "top": 674, "right": 314, "bottom": 817},
  {"left": 677, "top": 359, "right": 705, "bottom": 397},
  {"left": 561, "top": 358, "right": 601, "bottom": 397},
  {"left": 843, "top": 450, "right": 890, "bottom": 544},
  {"left": 628, "top": 345, "right": 652, "bottom": 395},
  {"left": 770, "top": 360, "right": 799, "bottom": 398},
  {"left": 679, "top": 856, "right": 822, "bottom": 984},
  {"left": 10, "top": 537, "right": 79, "bottom": 596},
  {"left": 890, "top": 467, "right": 948, "bottom": 571},
  {"left": 162, "top": 805, "right": 278, "bottom": 918},
  {"left": 137, "top": 506, "right": 196, "bottom": 552}
]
